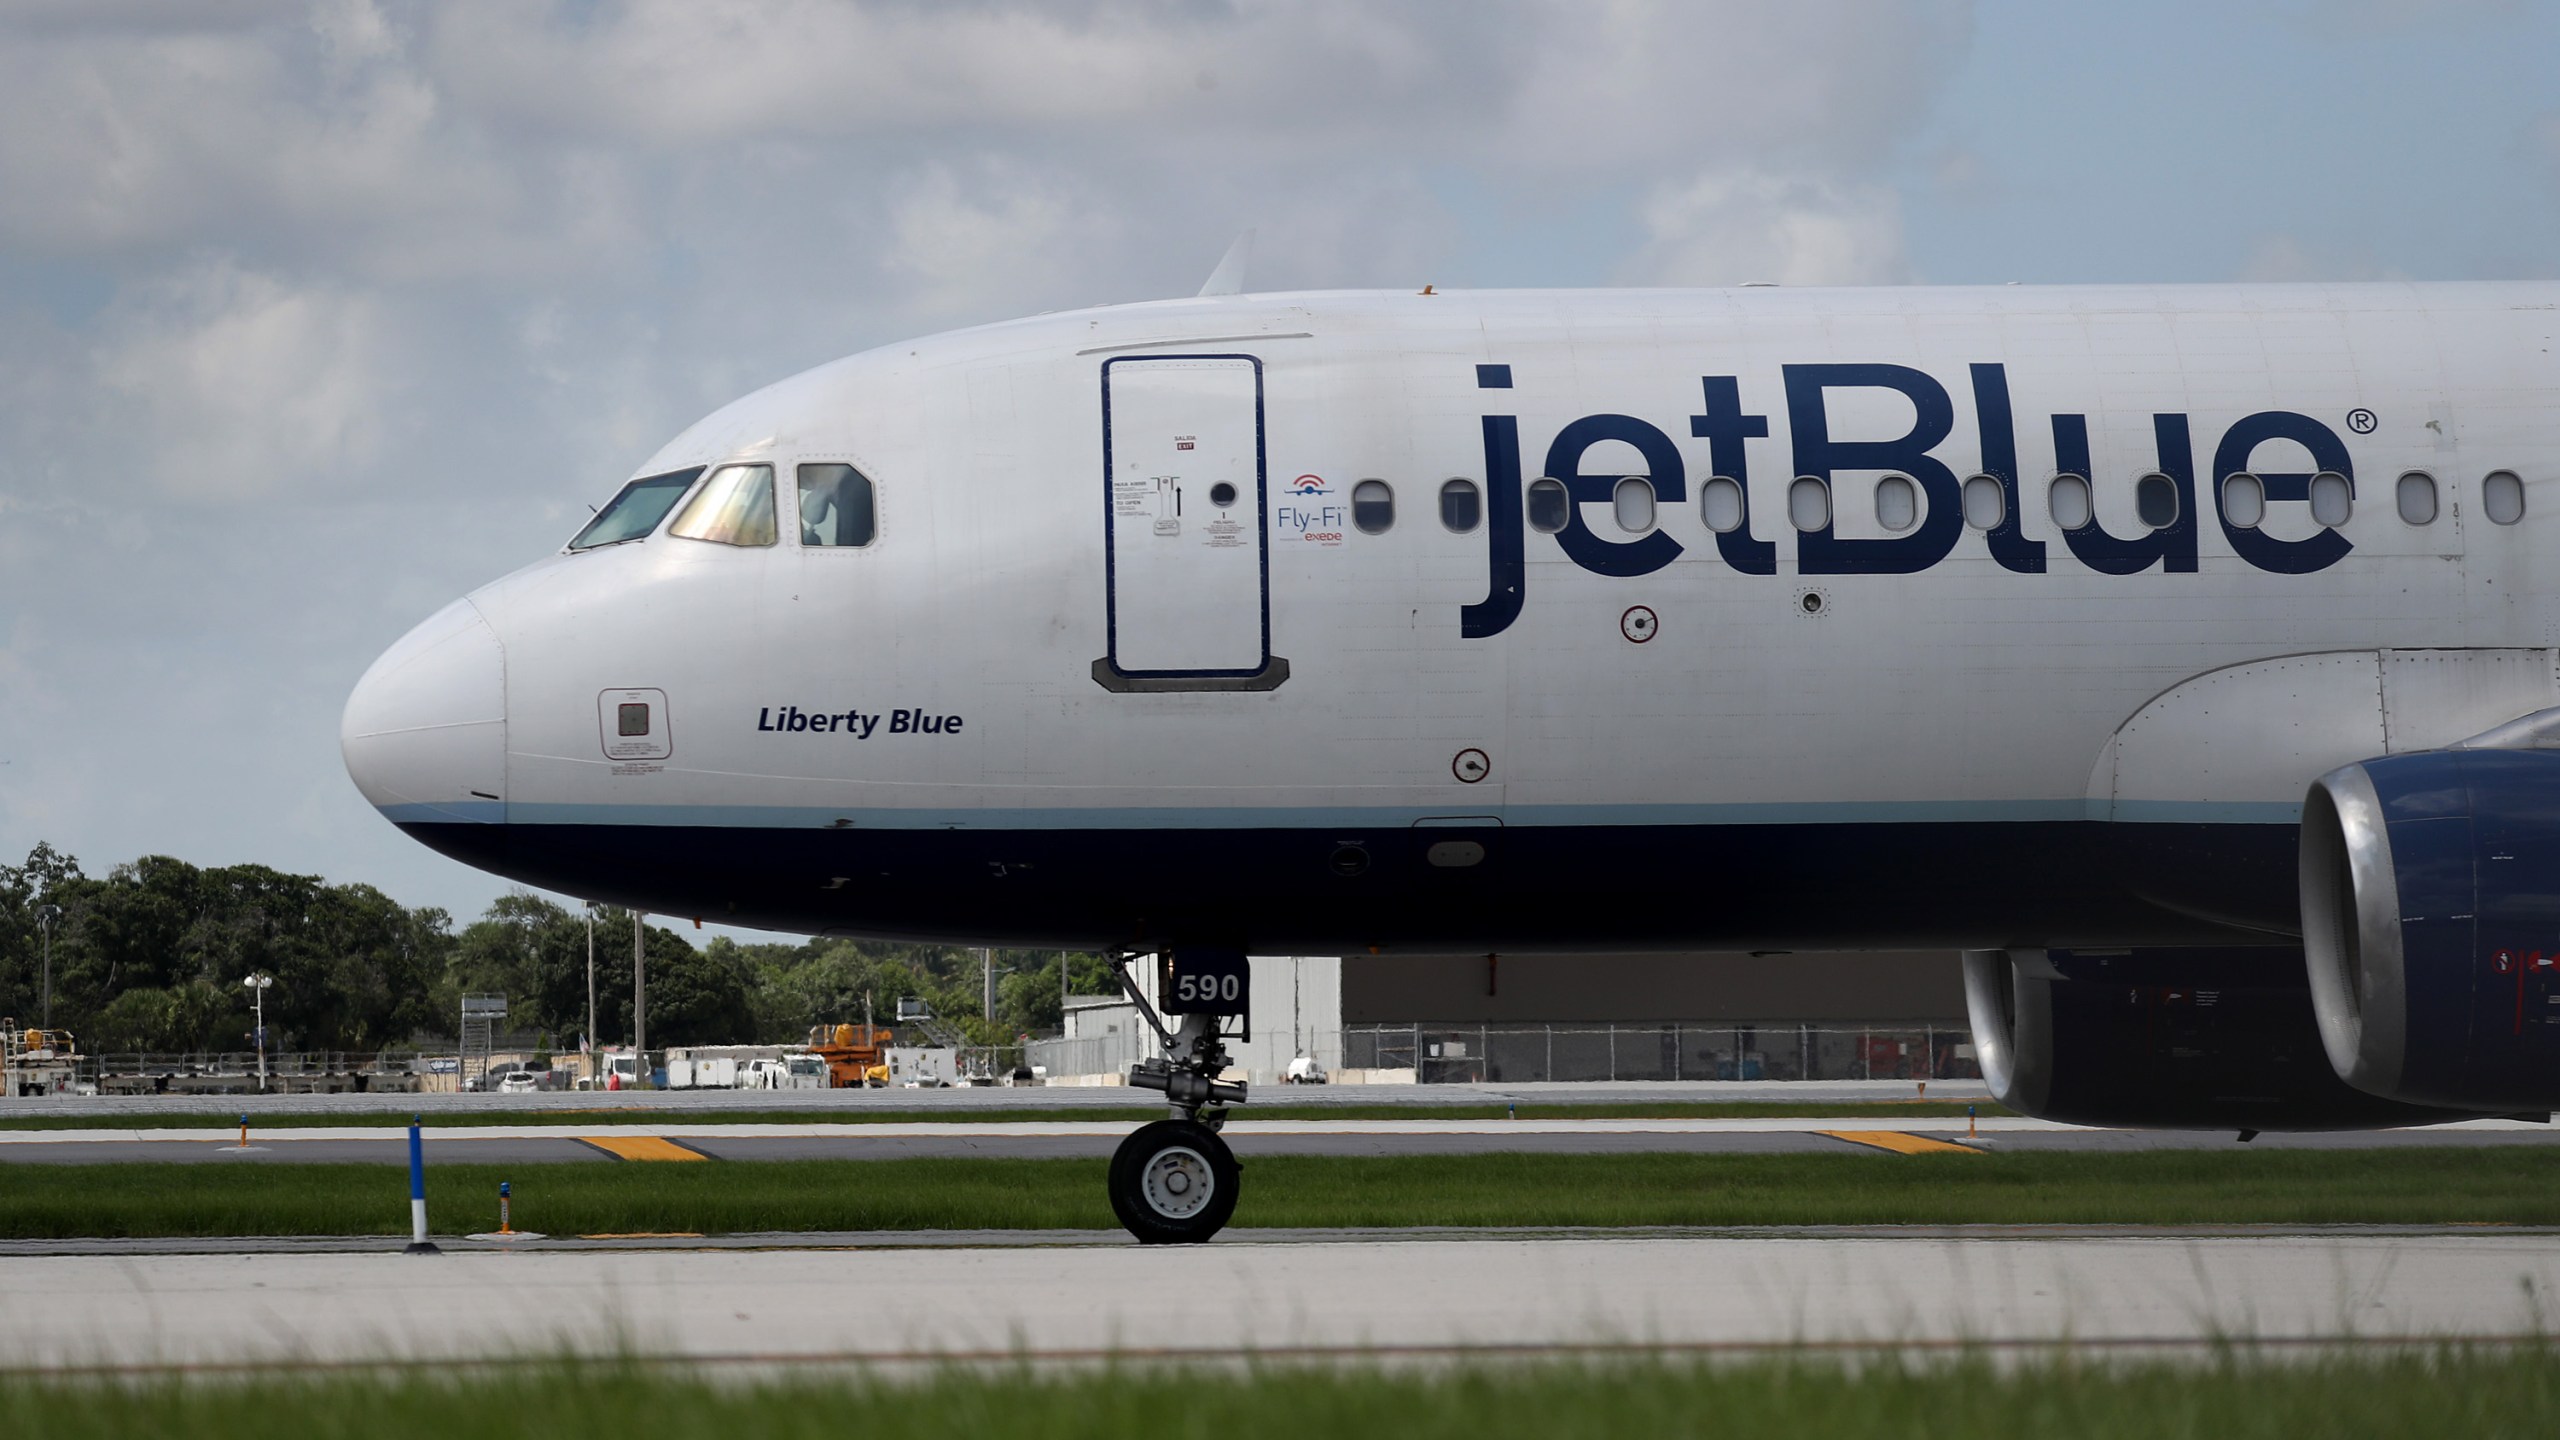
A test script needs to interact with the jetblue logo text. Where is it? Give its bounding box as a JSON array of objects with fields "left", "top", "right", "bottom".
[
  {"left": 1462, "top": 361, "right": 2362, "bottom": 639},
  {"left": 757, "top": 706, "right": 964, "bottom": 737}
]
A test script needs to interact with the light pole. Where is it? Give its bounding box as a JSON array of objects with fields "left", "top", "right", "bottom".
[
  {"left": 583, "top": 900, "right": 601, "bottom": 1084},
  {"left": 632, "top": 910, "right": 647, "bottom": 1090},
  {"left": 34, "top": 904, "right": 60, "bottom": 1029},
  {"left": 241, "top": 973, "right": 273, "bottom": 1092}
]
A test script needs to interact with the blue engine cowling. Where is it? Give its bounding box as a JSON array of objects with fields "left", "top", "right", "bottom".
[
  {"left": 1962, "top": 947, "right": 2485, "bottom": 1129},
  {"left": 2302, "top": 748, "right": 2560, "bottom": 1111}
]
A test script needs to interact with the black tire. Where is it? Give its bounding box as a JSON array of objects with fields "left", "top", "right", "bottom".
[{"left": 1108, "top": 1119, "right": 1240, "bottom": 1244}]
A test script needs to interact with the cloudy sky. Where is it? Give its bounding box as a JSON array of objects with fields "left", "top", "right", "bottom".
[{"left": 2, "top": 0, "right": 2555, "bottom": 927}]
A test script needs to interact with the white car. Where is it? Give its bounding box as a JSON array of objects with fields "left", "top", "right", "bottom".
[
  {"left": 495, "top": 1069, "right": 541, "bottom": 1094},
  {"left": 1284, "top": 1055, "right": 1328, "bottom": 1084}
]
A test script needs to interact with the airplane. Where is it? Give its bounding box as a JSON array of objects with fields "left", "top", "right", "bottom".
[{"left": 345, "top": 270, "right": 2560, "bottom": 1241}]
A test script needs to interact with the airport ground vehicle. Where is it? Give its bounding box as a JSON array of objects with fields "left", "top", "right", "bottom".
[
  {"left": 347, "top": 278, "right": 2560, "bottom": 1241},
  {"left": 801, "top": 1024, "right": 893, "bottom": 1088},
  {"left": 2, "top": 1022, "right": 81, "bottom": 1098},
  {"left": 885, "top": 1047, "right": 958, "bottom": 1088},
  {"left": 665, "top": 1045, "right": 791, "bottom": 1089}
]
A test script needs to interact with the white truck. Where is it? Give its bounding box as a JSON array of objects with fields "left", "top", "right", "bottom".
[
  {"left": 884, "top": 1046, "right": 959, "bottom": 1088},
  {"left": 665, "top": 1044, "right": 789, "bottom": 1089},
  {"left": 740, "top": 1055, "right": 828, "bottom": 1090}
]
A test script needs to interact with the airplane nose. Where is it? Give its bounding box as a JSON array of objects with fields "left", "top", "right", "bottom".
[{"left": 341, "top": 597, "right": 506, "bottom": 824}]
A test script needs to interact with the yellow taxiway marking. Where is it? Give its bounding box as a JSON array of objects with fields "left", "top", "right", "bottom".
[
  {"left": 1817, "top": 1130, "right": 1980, "bottom": 1155},
  {"left": 579, "top": 1135, "right": 709, "bottom": 1162}
]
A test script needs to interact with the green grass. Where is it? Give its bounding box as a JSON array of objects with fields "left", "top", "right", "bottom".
[
  {"left": 7, "top": 1352, "right": 2560, "bottom": 1438},
  {"left": 0, "top": 1099, "right": 2009, "bottom": 1131},
  {"left": 7, "top": 1148, "right": 2560, "bottom": 1239}
]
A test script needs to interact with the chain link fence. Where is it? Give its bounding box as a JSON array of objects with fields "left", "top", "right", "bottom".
[
  {"left": 1025, "top": 1022, "right": 1978, "bottom": 1084},
  {"left": 1023, "top": 1033, "right": 1134, "bottom": 1082},
  {"left": 1343, "top": 1022, "right": 1980, "bottom": 1084},
  {"left": 24, "top": 1028, "right": 1978, "bottom": 1093}
]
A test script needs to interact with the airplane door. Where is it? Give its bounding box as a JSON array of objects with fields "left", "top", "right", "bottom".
[{"left": 1100, "top": 355, "right": 1280, "bottom": 686}]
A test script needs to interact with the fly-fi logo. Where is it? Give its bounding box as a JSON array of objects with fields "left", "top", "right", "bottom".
[{"left": 1278, "top": 473, "right": 1344, "bottom": 546}]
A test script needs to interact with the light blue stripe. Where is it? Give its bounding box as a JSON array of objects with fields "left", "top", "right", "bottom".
[
  {"left": 378, "top": 798, "right": 2301, "bottom": 830},
  {"left": 380, "top": 800, "right": 506, "bottom": 825},
  {"left": 2110, "top": 799, "right": 2304, "bottom": 824}
]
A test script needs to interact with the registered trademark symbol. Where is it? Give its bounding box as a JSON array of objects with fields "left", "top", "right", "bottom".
[{"left": 2347, "top": 408, "right": 2378, "bottom": 434}]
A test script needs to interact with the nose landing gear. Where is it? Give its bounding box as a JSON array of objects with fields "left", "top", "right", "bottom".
[
  {"left": 1109, "top": 1116, "right": 1239, "bottom": 1242},
  {"left": 1108, "top": 953, "right": 1250, "bottom": 1243}
]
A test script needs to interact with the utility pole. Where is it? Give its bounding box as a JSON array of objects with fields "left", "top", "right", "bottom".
[
  {"left": 982, "top": 947, "right": 994, "bottom": 1023},
  {"left": 1292, "top": 955, "right": 1303, "bottom": 1058},
  {"left": 632, "top": 910, "right": 647, "bottom": 1089},
  {"left": 34, "top": 904, "right": 60, "bottom": 1029}
]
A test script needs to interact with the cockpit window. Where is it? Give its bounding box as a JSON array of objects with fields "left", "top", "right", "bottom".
[
  {"left": 567, "top": 468, "right": 703, "bottom": 550},
  {"left": 668, "top": 463, "right": 778, "bottom": 547},
  {"left": 798, "top": 463, "right": 877, "bottom": 547}
]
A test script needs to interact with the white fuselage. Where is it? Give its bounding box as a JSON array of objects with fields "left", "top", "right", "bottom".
[{"left": 344, "top": 283, "right": 2560, "bottom": 951}]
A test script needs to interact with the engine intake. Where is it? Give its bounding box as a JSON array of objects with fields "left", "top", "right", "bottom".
[
  {"left": 1963, "top": 947, "right": 2477, "bottom": 1129},
  {"left": 2302, "top": 749, "right": 2560, "bottom": 1111}
]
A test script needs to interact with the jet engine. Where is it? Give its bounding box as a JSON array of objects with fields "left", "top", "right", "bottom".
[
  {"left": 2301, "top": 746, "right": 2560, "bottom": 1111},
  {"left": 1962, "top": 947, "right": 2479, "bottom": 1129}
]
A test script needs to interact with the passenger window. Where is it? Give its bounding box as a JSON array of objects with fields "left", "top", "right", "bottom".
[
  {"left": 797, "top": 463, "right": 877, "bottom": 547},
  {"left": 568, "top": 468, "right": 704, "bottom": 550},
  {"left": 1787, "top": 477, "right": 1831, "bottom": 533},
  {"left": 2309, "top": 471, "right": 2352, "bottom": 528},
  {"left": 1960, "top": 474, "right": 2005, "bottom": 530},
  {"left": 1352, "top": 479, "right": 1395, "bottom": 535},
  {"left": 1439, "top": 479, "right": 1481, "bottom": 533},
  {"left": 2222, "top": 473, "right": 2266, "bottom": 529},
  {"left": 1526, "top": 477, "right": 1569, "bottom": 534},
  {"left": 1699, "top": 476, "right": 1745, "bottom": 534},
  {"left": 2485, "top": 470, "right": 2526, "bottom": 525},
  {"left": 1874, "top": 475, "right": 1917, "bottom": 533},
  {"left": 669, "top": 464, "right": 777, "bottom": 546},
  {"left": 2049, "top": 474, "right": 2093, "bottom": 531},
  {"left": 2135, "top": 473, "right": 2178, "bottom": 528},
  {"left": 1613, "top": 477, "right": 1656, "bottom": 533},
  {"left": 2396, "top": 471, "right": 2438, "bottom": 525}
]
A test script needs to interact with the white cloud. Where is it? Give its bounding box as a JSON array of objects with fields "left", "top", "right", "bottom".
[
  {"left": 93, "top": 262, "right": 393, "bottom": 501},
  {"left": 0, "top": 4, "right": 635, "bottom": 283},
  {"left": 880, "top": 161, "right": 1095, "bottom": 318},
  {"left": 1622, "top": 172, "right": 1908, "bottom": 287}
]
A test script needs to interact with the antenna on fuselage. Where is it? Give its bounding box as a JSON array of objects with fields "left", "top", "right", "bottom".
[{"left": 1196, "top": 229, "right": 1255, "bottom": 297}]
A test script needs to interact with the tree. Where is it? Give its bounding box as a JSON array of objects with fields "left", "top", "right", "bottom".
[
  {"left": 0, "top": 842, "right": 1126, "bottom": 1055},
  {"left": 0, "top": 845, "right": 453, "bottom": 1053}
]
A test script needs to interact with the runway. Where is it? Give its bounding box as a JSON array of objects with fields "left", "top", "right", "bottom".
[
  {"left": 6, "top": 1114, "right": 2558, "bottom": 1164},
  {"left": 3, "top": 1229, "right": 2555, "bottom": 1368}
]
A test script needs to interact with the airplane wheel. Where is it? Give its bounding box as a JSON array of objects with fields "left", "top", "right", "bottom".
[{"left": 1109, "top": 1119, "right": 1239, "bottom": 1244}]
